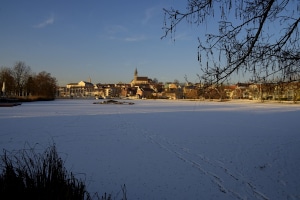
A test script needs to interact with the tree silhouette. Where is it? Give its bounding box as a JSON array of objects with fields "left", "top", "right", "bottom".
[
  {"left": 12, "top": 61, "right": 31, "bottom": 96},
  {"left": 162, "top": 0, "right": 300, "bottom": 84},
  {"left": 1, "top": 62, "right": 57, "bottom": 99}
]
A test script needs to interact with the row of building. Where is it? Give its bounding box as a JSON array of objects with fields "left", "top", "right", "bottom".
[{"left": 57, "top": 69, "right": 300, "bottom": 101}]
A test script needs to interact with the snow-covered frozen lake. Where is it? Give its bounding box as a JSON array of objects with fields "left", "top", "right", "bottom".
[{"left": 0, "top": 99, "right": 300, "bottom": 199}]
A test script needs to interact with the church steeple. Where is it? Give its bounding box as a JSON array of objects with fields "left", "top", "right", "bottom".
[
  {"left": 134, "top": 68, "right": 138, "bottom": 81},
  {"left": 134, "top": 68, "right": 138, "bottom": 76}
]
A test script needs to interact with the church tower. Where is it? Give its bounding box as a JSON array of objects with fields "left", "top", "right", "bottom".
[
  {"left": 134, "top": 68, "right": 138, "bottom": 81},
  {"left": 131, "top": 68, "right": 149, "bottom": 87}
]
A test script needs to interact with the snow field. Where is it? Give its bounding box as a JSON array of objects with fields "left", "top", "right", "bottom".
[{"left": 0, "top": 99, "right": 300, "bottom": 199}]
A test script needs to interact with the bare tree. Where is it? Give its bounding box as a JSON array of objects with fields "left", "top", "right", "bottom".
[
  {"left": 12, "top": 61, "right": 31, "bottom": 96},
  {"left": 174, "top": 79, "right": 180, "bottom": 85},
  {"left": 162, "top": 0, "right": 300, "bottom": 84},
  {"left": 152, "top": 78, "right": 159, "bottom": 83},
  {"left": 32, "top": 71, "right": 57, "bottom": 99},
  {"left": 0, "top": 67, "right": 15, "bottom": 96}
]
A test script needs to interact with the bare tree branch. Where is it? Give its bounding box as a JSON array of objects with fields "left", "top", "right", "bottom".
[{"left": 162, "top": 0, "right": 300, "bottom": 84}]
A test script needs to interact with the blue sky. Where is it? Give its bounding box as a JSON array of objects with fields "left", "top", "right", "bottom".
[
  {"left": 1, "top": 1, "right": 298, "bottom": 86},
  {"left": 0, "top": 0, "right": 206, "bottom": 86}
]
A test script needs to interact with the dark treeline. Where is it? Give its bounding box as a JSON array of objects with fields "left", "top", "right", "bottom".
[{"left": 0, "top": 61, "right": 57, "bottom": 100}]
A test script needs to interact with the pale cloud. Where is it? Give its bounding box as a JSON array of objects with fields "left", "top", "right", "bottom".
[
  {"left": 105, "top": 25, "right": 127, "bottom": 34},
  {"left": 124, "top": 35, "right": 146, "bottom": 42},
  {"left": 173, "top": 32, "right": 192, "bottom": 41},
  {"left": 142, "top": 6, "right": 159, "bottom": 25},
  {"left": 107, "top": 34, "right": 146, "bottom": 42},
  {"left": 34, "top": 15, "right": 55, "bottom": 28},
  {"left": 105, "top": 25, "right": 145, "bottom": 42},
  {"left": 165, "top": 32, "right": 192, "bottom": 44}
]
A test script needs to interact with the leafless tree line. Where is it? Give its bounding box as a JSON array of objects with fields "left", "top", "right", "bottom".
[{"left": 0, "top": 61, "right": 57, "bottom": 99}]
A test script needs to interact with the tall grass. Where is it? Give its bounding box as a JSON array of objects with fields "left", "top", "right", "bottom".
[
  {"left": 0, "top": 144, "right": 128, "bottom": 200},
  {"left": 0, "top": 144, "right": 90, "bottom": 200}
]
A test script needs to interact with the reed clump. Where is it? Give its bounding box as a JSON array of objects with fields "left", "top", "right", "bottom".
[{"left": 0, "top": 144, "right": 89, "bottom": 200}]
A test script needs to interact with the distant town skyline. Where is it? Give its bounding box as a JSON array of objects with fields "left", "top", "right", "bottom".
[{"left": 63, "top": 68, "right": 182, "bottom": 86}]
